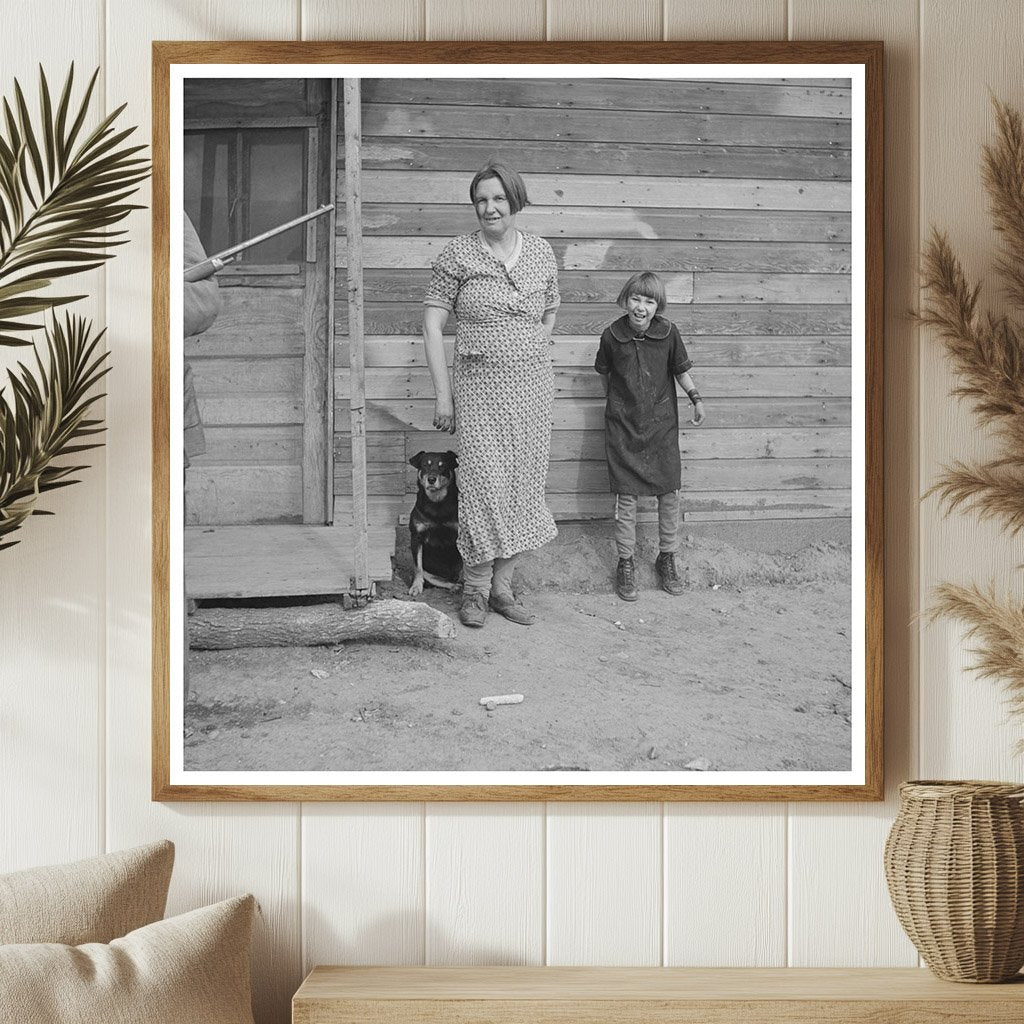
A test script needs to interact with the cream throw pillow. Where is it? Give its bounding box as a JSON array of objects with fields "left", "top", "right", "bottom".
[
  {"left": 0, "top": 840, "right": 174, "bottom": 945},
  {"left": 0, "top": 894, "right": 256, "bottom": 1024}
]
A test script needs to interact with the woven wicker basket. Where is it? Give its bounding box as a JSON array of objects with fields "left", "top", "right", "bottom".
[{"left": 884, "top": 780, "right": 1024, "bottom": 982}]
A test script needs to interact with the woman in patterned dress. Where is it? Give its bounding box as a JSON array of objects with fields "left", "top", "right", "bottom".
[{"left": 422, "top": 163, "right": 560, "bottom": 628}]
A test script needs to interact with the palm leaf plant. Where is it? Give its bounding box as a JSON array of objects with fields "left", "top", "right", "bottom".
[
  {"left": 920, "top": 98, "right": 1024, "bottom": 732},
  {"left": 0, "top": 314, "right": 110, "bottom": 551},
  {"left": 0, "top": 65, "right": 148, "bottom": 549}
]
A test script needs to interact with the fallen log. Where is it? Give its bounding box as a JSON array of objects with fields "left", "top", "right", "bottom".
[{"left": 189, "top": 599, "right": 456, "bottom": 650}]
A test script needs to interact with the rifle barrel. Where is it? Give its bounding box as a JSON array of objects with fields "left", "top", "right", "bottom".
[{"left": 184, "top": 204, "right": 334, "bottom": 279}]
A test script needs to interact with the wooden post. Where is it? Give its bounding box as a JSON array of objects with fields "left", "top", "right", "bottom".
[
  {"left": 325, "top": 79, "right": 338, "bottom": 520},
  {"left": 343, "top": 78, "right": 369, "bottom": 593},
  {"left": 302, "top": 84, "right": 329, "bottom": 523}
]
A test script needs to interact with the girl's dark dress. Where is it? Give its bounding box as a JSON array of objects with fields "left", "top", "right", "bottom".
[{"left": 594, "top": 314, "right": 693, "bottom": 495}]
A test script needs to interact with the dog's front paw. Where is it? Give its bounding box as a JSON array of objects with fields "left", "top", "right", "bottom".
[{"left": 409, "top": 576, "right": 425, "bottom": 597}]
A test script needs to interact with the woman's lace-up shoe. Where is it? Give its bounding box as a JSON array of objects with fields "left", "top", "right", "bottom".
[
  {"left": 488, "top": 591, "right": 537, "bottom": 625},
  {"left": 459, "top": 590, "right": 489, "bottom": 627}
]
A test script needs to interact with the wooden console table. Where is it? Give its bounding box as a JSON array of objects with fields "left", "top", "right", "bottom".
[{"left": 293, "top": 966, "right": 1024, "bottom": 1023}]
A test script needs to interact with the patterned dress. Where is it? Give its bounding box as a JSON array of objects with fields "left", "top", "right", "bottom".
[{"left": 424, "top": 230, "right": 560, "bottom": 565}]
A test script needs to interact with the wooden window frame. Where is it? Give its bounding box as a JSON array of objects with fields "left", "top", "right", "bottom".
[{"left": 183, "top": 118, "right": 315, "bottom": 275}]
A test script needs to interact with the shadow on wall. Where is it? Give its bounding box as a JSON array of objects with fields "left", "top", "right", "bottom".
[{"left": 301, "top": 905, "right": 535, "bottom": 970}]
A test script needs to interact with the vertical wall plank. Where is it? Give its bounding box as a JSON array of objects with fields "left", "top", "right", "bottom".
[
  {"left": 297, "top": 7, "right": 431, "bottom": 982},
  {"left": 425, "top": 804, "right": 544, "bottom": 964},
  {"left": 787, "top": 0, "right": 920, "bottom": 967},
  {"left": 789, "top": 802, "right": 918, "bottom": 966},
  {"left": 426, "top": 0, "right": 544, "bottom": 40},
  {"left": 303, "top": 805, "right": 425, "bottom": 968},
  {"left": 104, "top": 5, "right": 302, "bottom": 1023},
  {"left": 918, "top": 0, "right": 1024, "bottom": 777},
  {"left": 150, "top": 807, "right": 300, "bottom": 1021},
  {"left": 655, "top": 3, "right": 789, "bottom": 972},
  {"left": 664, "top": 0, "right": 786, "bottom": 39},
  {"left": 0, "top": 0, "right": 106, "bottom": 876},
  {"left": 548, "top": 0, "right": 662, "bottom": 39},
  {"left": 302, "top": 0, "right": 424, "bottom": 39},
  {"left": 547, "top": 804, "right": 661, "bottom": 964},
  {"left": 665, "top": 805, "right": 786, "bottom": 966}
]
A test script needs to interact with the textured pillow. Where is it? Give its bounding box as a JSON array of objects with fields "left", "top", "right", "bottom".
[
  {"left": 0, "top": 894, "right": 256, "bottom": 1024},
  {"left": 0, "top": 840, "right": 174, "bottom": 945}
]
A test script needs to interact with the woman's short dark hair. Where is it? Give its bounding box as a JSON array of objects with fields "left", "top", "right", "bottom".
[
  {"left": 617, "top": 271, "right": 667, "bottom": 314},
  {"left": 469, "top": 162, "right": 529, "bottom": 214}
]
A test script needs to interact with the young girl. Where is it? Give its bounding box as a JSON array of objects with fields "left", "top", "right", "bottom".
[{"left": 595, "top": 271, "right": 706, "bottom": 601}]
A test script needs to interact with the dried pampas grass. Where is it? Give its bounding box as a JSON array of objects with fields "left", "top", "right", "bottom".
[
  {"left": 921, "top": 98, "right": 1024, "bottom": 730},
  {"left": 931, "top": 584, "right": 1024, "bottom": 730}
]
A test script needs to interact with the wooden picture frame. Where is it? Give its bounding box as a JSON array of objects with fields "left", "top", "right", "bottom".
[{"left": 153, "top": 41, "right": 883, "bottom": 801}]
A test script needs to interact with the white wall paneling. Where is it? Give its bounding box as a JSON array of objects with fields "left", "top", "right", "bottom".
[
  {"left": 0, "top": 0, "right": 106, "bottom": 874},
  {"left": 786, "top": 0, "right": 921, "bottom": 968},
  {"left": 657, "top": 1, "right": 789, "bottom": 972},
  {"left": 302, "top": 0, "right": 425, "bottom": 40},
  {"left": 425, "top": 803, "right": 545, "bottom": 964},
  {"left": 303, "top": 804, "right": 425, "bottom": 970},
  {"left": 918, "top": 0, "right": 1024, "bottom": 778},
  {"left": 426, "top": 0, "right": 544, "bottom": 40},
  {"left": 664, "top": 0, "right": 787, "bottom": 40},
  {"left": 547, "top": 804, "right": 662, "bottom": 964},
  {"left": 103, "top": 5, "right": 303, "bottom": 1022},
  {"left": 664, "top": 804, "right": 787, "bottom": 966},
  {"left": 6, "top": 3, "right": 1024, "bottom": 1022},
  {"left": 547, "top": 0, "right": 663, "bottom": 40}
]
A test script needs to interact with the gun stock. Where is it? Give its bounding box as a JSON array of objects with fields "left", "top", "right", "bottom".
[{"left": 183, "top": 256, "right": 228, "bottom": 283}]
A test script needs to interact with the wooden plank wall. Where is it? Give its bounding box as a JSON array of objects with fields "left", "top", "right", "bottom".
[
  {"left": 334, "top": 76, "right": 852, "bottom": 526},
  {"left": 184, "top": 79, "right": 320, "bottom": 525},
  {"left": 185, "top": 286, "right": 306, "bottom": 523}
]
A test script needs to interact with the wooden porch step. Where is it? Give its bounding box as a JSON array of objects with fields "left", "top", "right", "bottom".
[{"left": 185, "top": 524, "right": 396, "bottom": 599}]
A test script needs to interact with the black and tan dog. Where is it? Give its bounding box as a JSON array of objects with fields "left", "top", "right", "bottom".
[{"left": 408, "top": 450, "right": 462, "bottom": 596}]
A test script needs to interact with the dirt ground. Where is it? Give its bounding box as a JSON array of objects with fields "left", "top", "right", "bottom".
[{"left": 185, "top": 523, "right": 852, "bottom": 774}]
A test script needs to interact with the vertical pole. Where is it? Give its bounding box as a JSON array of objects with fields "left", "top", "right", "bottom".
[
  {"left": 325, "top": 81, "right": 338, "bottom": 521},
  {"left": 343, "top": 78, "right": 369, "bottom": 594},
  {"left": 301, "top": 97, "right": 329, "bottom": 523}
]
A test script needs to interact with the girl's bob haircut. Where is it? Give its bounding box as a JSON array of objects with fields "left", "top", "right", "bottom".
[
  {"left": 617, "top": 271, "right": 667, "bottom": 314},
  {"left": 469, "top": 162, "right": 529, "bottom": 214}
]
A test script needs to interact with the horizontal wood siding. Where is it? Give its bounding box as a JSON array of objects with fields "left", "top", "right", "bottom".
[
  {"left": 186, "top": 286, "right": 306, "bottom": 524},
  {"left": 362, "top": 138, "right": 851, "bottom": 179},
  {"left": 184, "top": 78, "right": 310, "bottom": 121},
  {"left": 184, "top": 79, "right": 334, "bottom": 530},
  {"left": 351, "top": 239, "right": 851, "bottom": 272},
  {"left": 360, "top": 78, "right": 854, "bottom": 117},
  {"left": 335, "top": 77, "right": 852, "bottom": 526}
]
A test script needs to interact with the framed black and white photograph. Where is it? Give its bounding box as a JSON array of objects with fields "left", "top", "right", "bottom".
[{"left": 152, "top": 41, "right": 883, "bottom": 801}]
